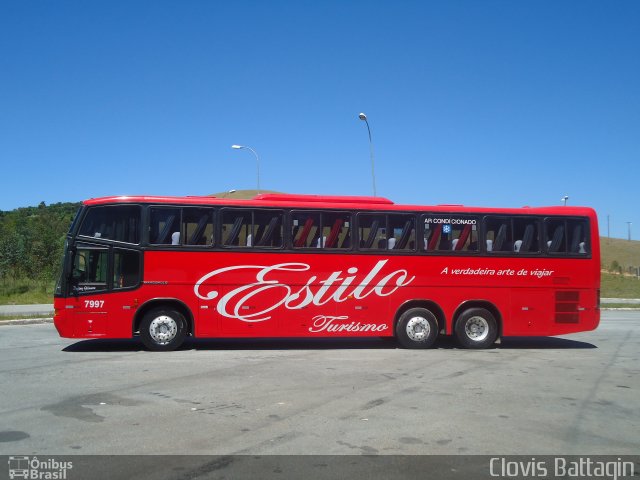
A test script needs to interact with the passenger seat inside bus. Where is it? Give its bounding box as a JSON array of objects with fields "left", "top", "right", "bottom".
[{"left": 547, "top": 225, "right": 564, "bottom": 252}]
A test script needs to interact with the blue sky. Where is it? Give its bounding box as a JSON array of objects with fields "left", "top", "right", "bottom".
[{"left": 1, "top": 1, "right": 638, "bottom": 239}]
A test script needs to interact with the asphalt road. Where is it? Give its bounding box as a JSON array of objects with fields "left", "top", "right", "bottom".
[{"left": 0, "top": 312, "right": 638, "bottom": 477}]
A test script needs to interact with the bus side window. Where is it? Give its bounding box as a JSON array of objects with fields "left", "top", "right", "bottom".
[
  {"left": 484, "top": 217, "right": 512, "bottom": 253},
  {"left": 513, "top": 219, "right": 539, "bottom": 253},
  {"left": 71, "top": 247, "right": 108, "bottom": 292},
  {"left": 221, "top": 210, "right": 252, "bottom": 247},
  {"left": 358, "top": 214, "right": 385, "bottom": 250},
  {"left": 545, "top": 219, "right": 566, "bottom": 253},
  {"left": 424, "top": 215, "right": 478, "bottom": 252},
  {"left": 292, "top": 212, "right": 320, "bottom": 248},
  {"left": 183, "top": 208, "right": 214, "bottom": 246},
  {"left": 254, "top": 210, "right": 283, "bottom": 248},
  {"left": 389, "top": 215, "right": 416, "bottom": 251},
  {"left": 323, "top": 212, "right": 350, "bottom": 249},
  {"left": 113, "top": 250, "right": 141, "bottom": 289},
  {"left": 566, "top": 219, "right": 589, "bottom": 255},
  {"left": 150, "top": 208, "right": 181, "bottom": 245},
  {"left": 568, "top": 219, "right": 589, "bottom": 254},
  {"left": 78, "top": 206, "right": 141, "bottom": 244}
]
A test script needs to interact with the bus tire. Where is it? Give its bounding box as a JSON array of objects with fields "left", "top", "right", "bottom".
[
  {"left": 454, "top": 308, "right": 498, "bottom": 349},
  {"left": 395, "top": 308, "right": 438, "bottom": 349},
  {"left": 140, "top": 307, "right": 187, "bottom": 351}
]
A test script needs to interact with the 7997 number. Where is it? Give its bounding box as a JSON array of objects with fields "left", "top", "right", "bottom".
[{"left": 84, "top": 300, "right": 105, "bottom": 308}]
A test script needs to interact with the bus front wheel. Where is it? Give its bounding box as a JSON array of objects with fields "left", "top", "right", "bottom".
[
  {"left": 454, "top": 308, "right": 498, "bottom": 349},
  {"left": 395, "top": 308, "right": 438, "bottom": 349},
  {"left": 140, "top": 307, "right": 187, "bottom": 351}
]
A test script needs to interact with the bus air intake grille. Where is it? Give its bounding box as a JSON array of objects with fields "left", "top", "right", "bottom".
[{"left": 555, "top": 291, "right": 580, "bottom": 324}]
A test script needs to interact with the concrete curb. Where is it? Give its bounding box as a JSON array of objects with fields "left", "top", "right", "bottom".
[{"left": 0, "top": 317, "right": 53, "bottom": 326}]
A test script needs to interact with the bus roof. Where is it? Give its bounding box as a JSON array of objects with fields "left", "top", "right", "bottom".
[{"left": 82, "top": 193, "right": 596, "bottom": 217}]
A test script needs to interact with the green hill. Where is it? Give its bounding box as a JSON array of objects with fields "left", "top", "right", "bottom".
[
  {"left": 600, "top": 236, "right": 640, "bottom": 273},
  {"left": 210, "top": 189, "right": 279, "bottom": 200}
]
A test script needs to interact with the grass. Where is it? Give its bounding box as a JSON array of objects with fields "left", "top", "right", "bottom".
[
  {"left": 600, "top": 272, "right": 640, "bottom": 299},
  {"left": 0, "top": 314, "right": 53, "bottom": 321},
  {"left": 600, "top": 236, "right": 640, "bottom": 272},
  {"left": 601, "top": 303, "right": 640, "bottom": 309},
  {"left": 0, "top": 279, "right": 56, "bottom": 305}
]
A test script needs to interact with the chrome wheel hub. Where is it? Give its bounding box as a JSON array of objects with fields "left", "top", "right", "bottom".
[
  {"left": 465, "top": 316, "right": 489, "bottom": 341},
  {"left": 406, "top": 316, "right": 430, "bottom": 342},
  {"left": 149, "top": 315, "right": 178, "bottom": 345}
]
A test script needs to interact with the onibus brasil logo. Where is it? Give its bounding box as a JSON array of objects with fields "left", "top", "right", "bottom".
[{"left": 8, "top": 456, "right": 72, "bottom": 479}]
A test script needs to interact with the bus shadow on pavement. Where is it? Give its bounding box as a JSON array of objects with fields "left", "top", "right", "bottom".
[
  {"left": 497, "top": 336, "right": 597, "bottom": 349},
  {"left": 62, "top": 338, "right": 144, "bottom": 352},
  {"left": 62, "top": 335, "right": 596, "bottom": 352}
]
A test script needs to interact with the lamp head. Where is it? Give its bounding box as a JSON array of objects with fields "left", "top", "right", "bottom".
[
  {"left": 358, "top": 113, "right": 367, "bottom": 121},
  {"left": 231, "top": 145, "right": 243, "bottom": 149}
]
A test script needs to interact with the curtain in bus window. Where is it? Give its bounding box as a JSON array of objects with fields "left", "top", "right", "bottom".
[
  {"left": 424, "top": 215, "right": 479, "bottom": 252},
  {"left": 322, "top": 212, "right": 350, "bottom": 249},
  {"left": 292, "top": 212, "right": 320, "bottom": 248},
  {"left": 253, "top": 210, "right": 284, "bottom": 248},
  {"left": 513, "top": 218, "right": 539, "bottom": 253},
  {"left": 183, "top": 208, "right": 214, "bottom": 246},
  {"left": 545, "top": 218, "right": 589, "bottom": 255},
  {"left": 568, "top": 219, "right": 589, "bottom": 254},
  {"left": 389, "top": 214, "right": 416, "bottom": 251},
  {"left": 484, "top": 217, "right": 512, "bottom": 253},
  {"left": 358, "top": 214, "right": 385, "bottom": 250},
  {"left": 221, "top": 209, "right": 253, "bottom": 247},
  {"left": 78, "top": 206, "right": 141, "bottom": 244},
  {"left": 150, "top": 208, "right": 181, "bottom": 245},
  {"left": 545, "top": 218, "right": 566, "bottom": 253}
]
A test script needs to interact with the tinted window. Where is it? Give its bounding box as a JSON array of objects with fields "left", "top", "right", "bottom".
[
  {"left": 545, "top": 218, "right": 589, "bottom": 255},
  {"left": 150, "top": 207, "right": 181, "bottom": 245},
  {"left": 358, "top": 213, "right": 416, "bottom": 251},
  {"left": 513, "top": 218, "right": 539, "bottom": 253},
  {"left": 424, "top": 215, "right": 478, "bottom": 252},
  {"left": 291, "top": 211, "right": 351, "bottom": 249},
  {"left": 484, "top": 217, "right": 512, "bottom": 253},
  {"left": 253, "top": 210, "right": 283, "bottom": 248},
  {"left": 113, "top": 249, "right": 141, "bottom": 289},
  {"left": 221, "top": 209, "right": 284, "bottom": 248},
  {"left": 292, "top": 211, "right": 321, "bottom": 248},
  {"left": 182, "top": 208, "right": 214, "bottom": 246},
  {"left": 71, "top": 247, "right": 108, "bottom": 294},
  {"left": 358, "top": 213, "right": 386, "bottom": 249},
  {"left": 78, "top": 206, "right": 141, "bottom": 244}
]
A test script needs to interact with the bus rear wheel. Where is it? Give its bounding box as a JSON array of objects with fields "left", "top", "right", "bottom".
[
  {"left": 140, "top": 307, "right": 187, "bottom": 351},
  {"left": 454, "top": 308, "right": 498, "bottom": 349},
  {"left": 395, "top": 308, "right": 438, "bottom": 349}
]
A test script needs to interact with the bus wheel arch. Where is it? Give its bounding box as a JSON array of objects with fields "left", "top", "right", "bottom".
[
  {"left": 134, "top": 299, "right": 194, "bottom": 339},
  {"left": 453, "top": 301, "right": 501, "bottom": 349},
  {"left": 393, "top": 300, "right": 445, "bottom": 348}
]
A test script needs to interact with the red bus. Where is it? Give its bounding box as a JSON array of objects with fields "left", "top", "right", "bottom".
[{"left": 53, "top": 193, "right": 600, "bottom": 351}]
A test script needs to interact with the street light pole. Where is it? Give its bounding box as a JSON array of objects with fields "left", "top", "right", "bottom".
[
  {"left": 561, "top": 195, "right": 569, "bottom": 206},
  {"left": 627, "top": 222, "right": 632, "bottom": 241},
  {"left": 231, "top": 145, "right": 260, "bottom": 193},
  {"left": 358, "top": 113, "right": 377, "bottom": 197}
]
